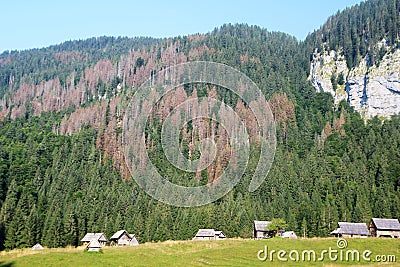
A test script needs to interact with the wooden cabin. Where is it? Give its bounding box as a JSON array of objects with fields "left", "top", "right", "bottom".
[
  {"left": 214, "top": 230, "right": 227, "bottom": 240},
  {"left": 253, "top": 221, "right": 273, "bottom": 239},
  {"left": 31, "top": 243, "right": 44, "bottom": 250},
  {"left": 193, "top": 229, "right": 226, "bottom": 240},
  {"left": 110, "top": 230, "right": 131, "bottom": 246},
  {"left": 129, "top": 234, "right": 139, "bottom": 246},
  {"left": 87, "top": 239, "right": 102, "bottom": 252},
  {"left": 110, "top": 230, "right": 139, "bottom": 246},
  {"left": 369, "top": 218, "right": 400, "bottom": 238},
  {"left": 281, "top": 231, "right": 298, "bottom": 239},
  {"left": 330, "top": 222, "right": 369, "bottom": 238},
  {"left": 80, "top": 233, "right": 108, "bottom": 246}
]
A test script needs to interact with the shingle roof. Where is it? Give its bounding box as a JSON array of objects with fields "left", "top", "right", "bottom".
[
  {"left": 87, "top": 239, "right": 102, "bottom": 248},
  {"left": 81, "top": 233, "right": 108, "bottom": 242},
  {"left": 254, "top": 221, "right": 272, "bottom": 232},
  {"left": 215, "top": 231, "right": 226, "bottom": 238},
  {"left": 330, "top": 228, "right": 340, "bottom": 235},
  {"left": 336, "top": 222, "right": 369, "bottom": 235},
  {"left": 371, "top": 218, "right": 400, "bottom": 230},
  {"left": 281, "top": 231, "right": 297, "bottom": 238},
  {"left": 110, "top": 230, "right": 130, "bottom": 240},
  {"left": 195, "top": 229, "right": 215, "bottom": 237},
  {"left": 129, "top": 236, "right": 139, "bottom": 245}
]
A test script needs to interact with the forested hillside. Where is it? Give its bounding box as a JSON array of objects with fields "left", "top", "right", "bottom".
[{"left": 0, "top": 0, "right": 399, "bottom": 250}]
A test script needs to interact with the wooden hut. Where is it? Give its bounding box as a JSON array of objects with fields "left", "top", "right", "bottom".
[
  {"left": 214, "top": 230, "right": 226, "bottom": 240},
  {"left": 80, "top": 233, "right": 108, "bottom": 246},
  {"left": 129, "top": 234, "right": 139, "bottom": 246},
  {"left": 253, "top": 221, "right": 273, "bottom": 239},
  {"left": 110, "top": 230, "right": 139, "bottom": 246},
  {"left": 281, "top": 231, "right": 298, "bottom": 239},
  {"left": 330, "top": 222, "right": 369, "bottom": 238},
  {"left": 110, "top": 230, "right": 131, "bottom": 246},
  {"left": 193, "top": 229, "right": 226, "bottom": 240},
  {"left": 193, "top": 229, "right": 215, "bottom": 240},
  {"left": 31, "top": 243, "right": 44, "bottom": 250},
  {"left": 369, "top": 218, "right": 400, "bottom": 238},
  {"left": 87, "top": 239, "right": 102, "bottom": 252}
]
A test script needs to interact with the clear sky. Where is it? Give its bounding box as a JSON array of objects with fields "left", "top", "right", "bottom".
[{"left": 1, "top": 0, "right": 363, "bottom": 53}]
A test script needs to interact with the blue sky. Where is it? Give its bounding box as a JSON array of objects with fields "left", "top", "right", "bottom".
[{"left": 1, "top": 0, "right": 363, "bottom": 53}]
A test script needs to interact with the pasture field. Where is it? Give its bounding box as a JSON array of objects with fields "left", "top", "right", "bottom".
[{"left": 0, "top": 238, "right": 399, "bottom": 266}]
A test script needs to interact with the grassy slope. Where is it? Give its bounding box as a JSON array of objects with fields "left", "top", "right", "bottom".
[{"left": 0, "top": 238, "right": 399, "bottom": 267}]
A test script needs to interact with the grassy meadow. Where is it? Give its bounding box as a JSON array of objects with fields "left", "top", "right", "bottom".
[{"left": 0, "top": 238, "right": 399, "bottom": 267}]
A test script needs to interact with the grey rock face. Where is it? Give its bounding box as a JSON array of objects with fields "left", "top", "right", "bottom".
[{"left": 309, "top": 42, "right": 400, "bottom": 119}]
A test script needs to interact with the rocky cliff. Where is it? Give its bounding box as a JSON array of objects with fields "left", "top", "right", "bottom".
[{"left": 309, "top": 39, "right": 400, "bottom": 119}]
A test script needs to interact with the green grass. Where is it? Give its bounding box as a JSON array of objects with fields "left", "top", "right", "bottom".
[{"left": 0, "top": 238, "right": 399, "bottom": 267}]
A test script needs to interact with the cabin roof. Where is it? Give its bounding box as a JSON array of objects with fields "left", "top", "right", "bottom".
[
  {"left": 110, "top": 230, "right": 130, "bottom": 240},
  {"left": 331, "top": 228, "right": 340, "bottom": 234},
  {"left": 281, "top": 231, "right": 297, "bottom": 238},
  {"left": 336, "top": 222, "right": 369, "bottom": 235},
  {"left": 31, "top": 243, "right": 44, "bottom": 250},
  {"left": 215, "top": 230, "right": 226, "bottom": 238},
  {"left": 81, "top": 233, "right": 107, "bottom": 242},
  {"left": 129, "top": 236, "right": 139, "bottom": 245},
  {"left": 371, "top": 218, "right": 400, "bottom": 230},
  {"left": 254, "top": 221, "right": 272, "bottom": 232},
  {"left": 195, "top": 229, "right": 215, "bottom": 237},
  {"left": 87, "top": 238, "right": 102, "bottom": 248}
]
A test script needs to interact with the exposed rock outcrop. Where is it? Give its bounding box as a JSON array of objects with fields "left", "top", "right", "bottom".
[{"left": 309, "top": 40, "right": 400, "bottom": 119}]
